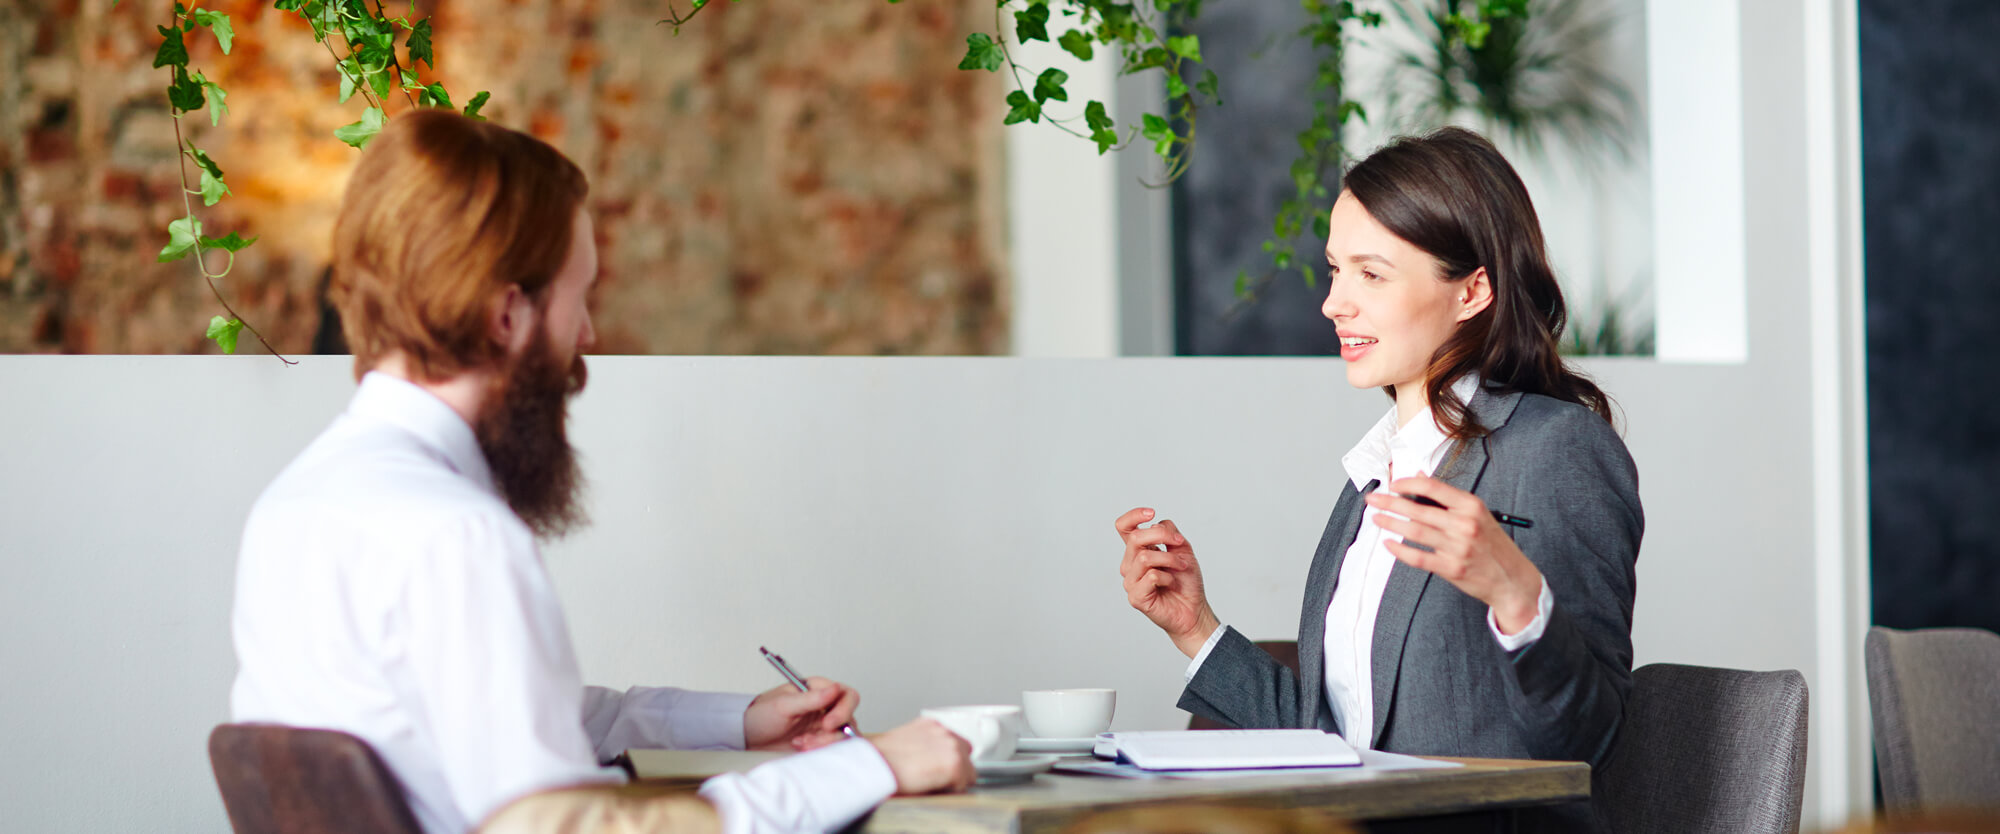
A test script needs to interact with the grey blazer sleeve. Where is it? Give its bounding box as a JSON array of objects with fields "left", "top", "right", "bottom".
[
  {"left": 1176, "top": 627, "right": 1307, "bottom": 729},
  {"left": 1496, "top": 404, "right": 1643, "bottom": 768}
]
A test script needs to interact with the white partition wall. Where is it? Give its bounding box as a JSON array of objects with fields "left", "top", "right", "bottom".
[
  {"left": 1649, "top": 0, "right": 1750, "bottom": 364},
  {"left": 3, "top": 348, "right": 1851, "bottom": 831}
]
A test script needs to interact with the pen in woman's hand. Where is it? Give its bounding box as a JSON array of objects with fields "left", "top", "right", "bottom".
[
  {"left": 1395, "top": 491, "right": 1534, "bottom": 529},
  {"left": 760, "top": 646, "right": 860, "bottom": 739}
]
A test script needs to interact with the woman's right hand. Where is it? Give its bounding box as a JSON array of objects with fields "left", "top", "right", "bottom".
[
  {"left": 867, "top": 718, "right": 976, "bottom": 795},
  {"left": 1115, "top": 507, "right": 1221, "bottom": 658}
]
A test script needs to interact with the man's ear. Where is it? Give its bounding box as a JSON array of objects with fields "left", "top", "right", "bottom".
[
  {"left": 1459, "top": 267, "right": 1495, "bottom": 322},
  {"left": 488, "top": 284, "right": 536, "bottom": 356}
]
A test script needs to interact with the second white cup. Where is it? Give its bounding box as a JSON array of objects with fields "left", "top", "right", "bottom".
[
  {"left": 920, "top": 704, "right": 1023, "bottom": 762},
  {"left": 1021, "top": 688, "right": 1116, "bottom": 739}
]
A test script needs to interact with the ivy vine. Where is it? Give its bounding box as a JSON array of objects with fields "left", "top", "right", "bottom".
[
  {"left": 138, "top": 0, "right": 487, "bottom": 358},
  {"left": 141, "top": 0, "right": 1525, "bottom": 358},
  {"left": 944, "top": 0, "right": 1527, "bottom": 299}
]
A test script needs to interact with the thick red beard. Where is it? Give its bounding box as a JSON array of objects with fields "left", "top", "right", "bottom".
[{"left": 474, "top": 327, "right": 590, "bottom": 541}]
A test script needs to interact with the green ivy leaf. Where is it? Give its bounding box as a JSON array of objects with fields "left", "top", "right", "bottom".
[
  {"left": 958, "top": 33, "right": 1004, "bottom": 72},
  {"left": 153, "top": 25, "right": 189, "bottom": 68},
  {"left": 408, "top": 17, "right": 434, "bottom": 68},
  {"left": 1196, "top": 69, "right": 1221, "bottom": 104},
  {"left": 1032, "top": 68, "right": 1068, "bottom": 104},
  {"left": 199, "top": 167, "right": 230, "bottom": 206},
  {"left": 1166, "top": 72, "right": 1188, "bottom": 99},
  {"left": 167, "top": 66, "right": 205, "bottom": 112},
  {"left": 334, "top": 106, "right": 386, "bottom": 149},
  {"left": 1003, "top": 89, "right": 1041, "bottom": 125},
  {"left": 463, "top": 91, "right": 491, "bottom": 120},
  {"left": 158, "top": 215, "right": 202, "bottom": 262},
  {"left": 338, "top": 67, "right": 357, "bottom": 104},
  {"left": 188, "top": 146, "right": 224, "bottom": 180},
  {"left": 201, "top": 232, "right": 258, "bottom": 252},
  {"left": 1057, "top": 29, "right": 1094, "bottom": 61},
  {"left": 192, "top": 9, "right": 234, "bottom": 54},
  {"left": 1013, "top": 4, "right": 1050, "bottom": 43},
  {"left": 420, "top": 83, "right": 453, "bottom": 110},
  {"left": 1084, "top": 99, "right": 1116, "bottom": 154},
  {"left": 1084, "top": 100, "right": 1115, "bottom": 132},
  {"left": 206, "top": 315, "right": 244, "bottom": 355},
  {"left": 1166, "top": 35, "right": 1202, "bottom": 62},
  {"left": 195, "top": 71, "right": 229, "bottom": 126},
  {"left": 1140, "top": 112, "right": 1171, "bottom": 141}
]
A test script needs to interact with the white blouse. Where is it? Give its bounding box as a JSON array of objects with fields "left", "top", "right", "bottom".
[{"left": 1189, "top": 377, "right": 1552, "bottom": 749}]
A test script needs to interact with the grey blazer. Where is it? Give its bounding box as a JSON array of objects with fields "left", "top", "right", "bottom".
[{"left": 1178, "top": 387, "right": 1641, "bottom": 831}]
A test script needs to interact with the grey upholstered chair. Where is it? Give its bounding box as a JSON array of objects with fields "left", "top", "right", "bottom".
[
  {"left": 1596, "top": 663, "right": 1810, "bottom": 834},
  {"left": 1865, "top": 626, "right": 2000, "bottom": 813}
]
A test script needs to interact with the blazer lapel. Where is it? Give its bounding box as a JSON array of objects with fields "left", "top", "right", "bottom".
[
  {"left": 1298, "top": 479, "right": 1372, "bottom": 732},
  {"left": 1366, "top": 386, "right": 1522, "bottom": 746}
]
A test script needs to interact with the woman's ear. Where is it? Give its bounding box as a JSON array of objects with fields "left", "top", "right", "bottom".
[
  {"left": 488, "top": 283, "right": 537, "bottom": 356},
  {"left": 1459, "top": 268, "right": 1495, "bottom": 322}
]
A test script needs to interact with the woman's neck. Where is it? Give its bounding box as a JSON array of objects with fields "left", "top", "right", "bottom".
[{"left": 1394, "top": 380, "right": 1431, "bottom": 428}]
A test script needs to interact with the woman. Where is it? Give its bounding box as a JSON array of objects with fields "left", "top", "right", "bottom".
[{"left": 1115, "top": 127, "right": 1640, "bottom": 831}]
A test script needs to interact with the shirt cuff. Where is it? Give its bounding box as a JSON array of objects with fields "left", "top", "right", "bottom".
[
  {"left": 698, "top": 737, "right": 897, "bottom": 834},
  {"left": 1487, "top": 577, "right": 1555, "bottom": 651},
  {"left": 1183, "top": 625, "right": 1231, "bottom": 682}
]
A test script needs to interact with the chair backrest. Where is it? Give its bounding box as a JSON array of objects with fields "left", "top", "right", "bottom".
[
  {"left": 1189, "top": 640, "right": 1300, "bottom": 730},
  {"left": 1596, "top": 663, "right": 1810, "bottom": 834},
  {"left": 1865, "top": 626, "right": 2000, "bottom": 812},
  {"left": 208, "top": 723, "right": 424, "bottom": 834}
]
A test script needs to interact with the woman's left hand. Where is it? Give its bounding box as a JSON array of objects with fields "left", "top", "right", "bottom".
[{"left": 1366, "top": 474, "right": 1543, "bottom": 635}]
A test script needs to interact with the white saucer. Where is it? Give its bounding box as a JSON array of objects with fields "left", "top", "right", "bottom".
[
  {"left": 974, "top": 753, "right": 1061, "bottom": 783},
  {"left": 1017, "top": 737, "right": 1098, "bottom": 754}
]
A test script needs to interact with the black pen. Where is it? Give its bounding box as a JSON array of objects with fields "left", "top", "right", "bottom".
[
  {"left": 760, "top": 646, "right": 860, "bottom": 739},
  {"left": 1394, "top": 491, "right": 1534, "bottom": 529}
]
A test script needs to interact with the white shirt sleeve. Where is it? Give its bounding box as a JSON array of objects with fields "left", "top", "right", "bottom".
[
  {"left": 1182, "top": 625, "right": 1231, "bottom": 682},
  {"left": 397, "top": 515, "right": 623, "bottom": 826},
  {"left": 1487, "top": 575, "right": 1556, "bottom": 651},
  {"left": 698, "top": 737, "right": 898, "bottom": 834},
  {"left": 581, "top": 686, "right": 755, "bottom": 761}
]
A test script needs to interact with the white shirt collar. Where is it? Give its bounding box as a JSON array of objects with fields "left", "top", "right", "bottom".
[
  {"left": 346, "top": 371, "right": 497, "bottom": 495},
  {"left": 1340, "top": 375, "right": 1483, "bottom": 491}
]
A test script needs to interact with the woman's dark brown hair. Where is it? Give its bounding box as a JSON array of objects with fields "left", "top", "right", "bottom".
[{"left": 1341, "top": 126, "right": 1614, "bottom": 438}]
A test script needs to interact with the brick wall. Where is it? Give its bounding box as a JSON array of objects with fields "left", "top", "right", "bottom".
[{"left": 0, "top": 0, "right": 1008, "bottom": 355}]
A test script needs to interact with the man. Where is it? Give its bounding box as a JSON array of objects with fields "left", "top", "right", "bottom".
[{"left": 229, "top": 110, "right": 972, "bottom": 834}]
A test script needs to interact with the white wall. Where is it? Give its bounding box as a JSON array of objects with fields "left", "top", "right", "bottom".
[{"left": 3, "top": 349, "right": 1834, "bottom": 831}]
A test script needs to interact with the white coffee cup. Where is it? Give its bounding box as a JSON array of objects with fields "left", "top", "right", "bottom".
[
  {"left": 1020, "top": 688, "right": 1117, "bottom": 739},
  {"left": 920, "top": 705, "right": 1023, "bottom": 762}
]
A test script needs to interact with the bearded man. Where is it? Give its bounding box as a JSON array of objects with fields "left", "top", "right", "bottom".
[{"left": 228, "top": 110, "right": 971, "bottom": 834}]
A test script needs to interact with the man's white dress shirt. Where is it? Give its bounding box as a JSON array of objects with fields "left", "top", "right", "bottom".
[
  {"left": 1187, "top": 377, "right": 1554, "bottom": 748},
  {"left": 231, "top": 372, "right": 895, "bottom": 834}
]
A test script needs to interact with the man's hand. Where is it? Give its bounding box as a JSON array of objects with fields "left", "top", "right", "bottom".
[
  {"left": 743, "top": 677, "right": 860, "bottom": 752},
  {"left": 867, "top": 719, "right": 976, "bottom": 795}
]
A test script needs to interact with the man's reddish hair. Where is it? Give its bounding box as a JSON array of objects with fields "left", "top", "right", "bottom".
[{"left": 330, "top": 109, "right": 588, "bottom": 381}]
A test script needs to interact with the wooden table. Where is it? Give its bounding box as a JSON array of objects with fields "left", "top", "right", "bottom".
[{"left": 852, "top": 757, "right": 1588, "bottom": 834}]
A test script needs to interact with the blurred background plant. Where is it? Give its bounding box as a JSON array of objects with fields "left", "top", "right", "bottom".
[
  {"left": 1379, "top": 0, "right": 1636, "bottom": 163},
  {"left": 1371, "top": 0, "right": 1651, "bottom": 355}
]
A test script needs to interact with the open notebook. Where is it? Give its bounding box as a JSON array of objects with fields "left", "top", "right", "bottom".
[
  {"left": 1095, "top": 730, "right": 1362, "bottom": 771},
  {"left": 617, "top": 750, "right": 788, "bottom": 783}
]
